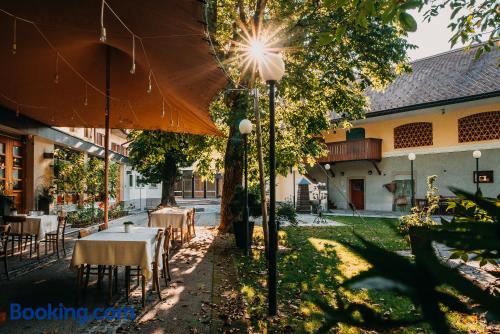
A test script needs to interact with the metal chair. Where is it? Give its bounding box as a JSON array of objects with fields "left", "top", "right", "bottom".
[{"left": 1, "top": 224, "right": 11, "bottom": 280}]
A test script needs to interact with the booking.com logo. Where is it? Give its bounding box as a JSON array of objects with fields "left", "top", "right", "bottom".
[{"left": 2, "top": 303, "right": 135, "bottom": 324}]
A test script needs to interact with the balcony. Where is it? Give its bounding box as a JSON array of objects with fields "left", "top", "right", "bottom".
[{"left": 319, "top": 138, "right": 382, "bottom": 163}]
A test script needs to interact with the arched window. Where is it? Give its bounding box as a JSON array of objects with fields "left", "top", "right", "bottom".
[
  {"left": 394, "top": 122, "right": 433, "bottom": 149},
  {"left": 458, "top": 111, "right": 500, "bottom": 143}
]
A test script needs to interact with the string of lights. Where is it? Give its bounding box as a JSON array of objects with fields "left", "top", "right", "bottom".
[{"left": 0, "top": 1, "right": 193, "bottom": 129}]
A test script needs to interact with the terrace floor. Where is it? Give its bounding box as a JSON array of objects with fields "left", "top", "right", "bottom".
[{"left": 0, "top": 208, "right": 228, "bottom": 334}]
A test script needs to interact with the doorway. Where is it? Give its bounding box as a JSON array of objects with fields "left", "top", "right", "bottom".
[{"left": 349, "top": 179, "right": 365, "bottom": 210}]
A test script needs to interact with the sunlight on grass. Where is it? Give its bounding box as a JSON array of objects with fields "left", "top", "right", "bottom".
[
  {"left": 234, "top": 219, "right": 487, "bottom": 333},
  {"left": 308, "top": 237, "right": 370, "bottom": 281}
]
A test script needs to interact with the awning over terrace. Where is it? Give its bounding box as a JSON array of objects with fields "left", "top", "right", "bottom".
[{"left": 0, "top": 0, "right": 226, "bottom": 136}]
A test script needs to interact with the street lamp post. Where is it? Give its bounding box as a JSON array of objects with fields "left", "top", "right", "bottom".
[
  {"left": 473, "top": 150, "right": 481, "bottom": 194},
  {"left": 260, "top": 52, "right": 285, "bottom": 317},
  {"left": 324, "top": 164, "right": 331, "bottom": 211},
  {"left": 239, "top": 119, "right": 253, "bottom": 256},
  {"left": 408, "top": 153, "right": 416, "bottom": 207}
]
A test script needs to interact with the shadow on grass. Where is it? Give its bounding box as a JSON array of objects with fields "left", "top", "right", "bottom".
[{"left": 235, "top": 222, "right": 483, "bottom": 334}]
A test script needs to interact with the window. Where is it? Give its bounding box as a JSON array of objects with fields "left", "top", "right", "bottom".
[
  {"left": 458, "top": 111, "right": 500, "bottom": 143},
  {"left": 84, "top": 128, "right": 92, "bottom": 139},
  {"left": 129, "top": 174, "right": 134, "bottom": 187},
  {"left": 394, "top": 122, "right": 433, "bottom": 149},
  {"left": 95, "top": 133, "right": 104, "bottom": 146},
  {"left": 346, "top": 128, "right": 365, "bottom": 141}
]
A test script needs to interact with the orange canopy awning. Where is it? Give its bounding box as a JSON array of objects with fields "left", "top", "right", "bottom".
[{"left": 0, "top": 0, "right": 226, "bottom": 136}]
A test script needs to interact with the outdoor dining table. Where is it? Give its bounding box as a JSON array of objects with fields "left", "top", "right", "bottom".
[
  {"left": 10, "top": 214, "right": 58, "bottom": 241},
  {"left": 71, "top": 226, "right": 162, "bottom": 304},
  {"left": 149, "top": 207, "right": 190, "bottom": 243}
]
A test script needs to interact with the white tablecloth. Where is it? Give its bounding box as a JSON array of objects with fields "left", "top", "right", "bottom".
[
  {"left": 149, "top": 207, "right": 189, "bottom": 229},
  {"left": 10, "top": 215, "right": 59, "bottom": 241},
  {"left": 70, "top": 226, "right": 161, "bottom": 280}
]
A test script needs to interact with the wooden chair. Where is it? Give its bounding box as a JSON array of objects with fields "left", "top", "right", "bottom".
[
  {"left": 4, "top": 215, "right": 32, "bottom": 260},
  {"left": 1, "top": 224, "right": 11, "bottom": 280},
  {"left": 137, "top": 229, "right": 164, "bottom": 307},
  {"left": 76, "top": 228, "right": 115, "bottom": 303},
  {"left": 98, "top": 223, "right": 108, "bottom": 231},
  {"left": 150, "top": 229, "right": 164, "bottom": 302},
  {"left": 147, "top": 209, "right": 155, "bottom": 227},
  {"left": 161, "top": 226, "right": 173, "bottom": 286},
  {"left": 188, "top": 208, "right": 196, "bottom": 239},
  {"left": 38, "top": 215, "right": 67, "bottom": 259}
]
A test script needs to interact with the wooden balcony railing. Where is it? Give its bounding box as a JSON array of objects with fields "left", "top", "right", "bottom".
[{"left": 319, "top": 138, "right": 382, "bottom": 163}]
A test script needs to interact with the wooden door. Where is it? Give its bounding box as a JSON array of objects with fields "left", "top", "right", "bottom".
[
  {"left": 0, "top": 136, "right": 25, "bottom": 213},
  {"left": 350, "top": 179, "right": 364, "bottom": 210}
]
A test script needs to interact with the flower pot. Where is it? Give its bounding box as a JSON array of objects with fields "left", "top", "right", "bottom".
[
  {"left": 0, "top": 196, "right": 13, "bottom": 216},
  {"left": 409, "top": 233, "right": 425, "bottom": 255}
]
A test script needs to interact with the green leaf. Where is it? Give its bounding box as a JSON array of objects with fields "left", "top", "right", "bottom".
[
  {"left": 317, "top": 32, "right": 333, "bottom": 46},
  {"left": 399, "top": 12, "right": 418, "bottom": 32},
  {"left": 400, "top": 0, "right": 422, "bottom": 11}
]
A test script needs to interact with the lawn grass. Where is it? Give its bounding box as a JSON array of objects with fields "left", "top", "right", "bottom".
[{"left": 234, "top": 216, "right": 488, "bottom": 333}]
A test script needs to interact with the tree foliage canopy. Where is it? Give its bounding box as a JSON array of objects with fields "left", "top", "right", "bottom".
[{"left": 202, "top": 0, "right": 414, "bottom": 183}]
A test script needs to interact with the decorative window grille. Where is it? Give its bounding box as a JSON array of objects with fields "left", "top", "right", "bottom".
[
  {"left": 458, "top": 111, "right": 500, "bottom": 143},
  {"left": 394, "top": 122, "right": 433, "bottom": 149}
]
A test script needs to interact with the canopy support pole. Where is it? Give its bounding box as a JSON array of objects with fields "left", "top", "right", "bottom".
[{"left": 104, "top": 45, "right": 110, "bottom": 224}]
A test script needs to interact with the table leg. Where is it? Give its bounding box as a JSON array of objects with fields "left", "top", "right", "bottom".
[
  {"left": 141, "top": 275, "right": 146, "bottom": 307},
  {"left": 125, "top": 266, "right": 130, "bottom": 302},
  {"left": 107, "top": 266, "right": 113, "bottom": 305}
]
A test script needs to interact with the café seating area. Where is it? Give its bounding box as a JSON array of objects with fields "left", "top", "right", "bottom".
[{"left": 0, "top": 205, "right": 197, "bottom": 307}]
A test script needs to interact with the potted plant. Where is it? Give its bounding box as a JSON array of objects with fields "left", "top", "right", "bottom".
[
  {"left": 229, "top": 185, "right": 262, "bottom": 249},
  {"left": 123, "top": 221, "right": 134, "bottom": 233},
  {"left": 398, "top": 175, "right": 440, "bottom": 254},
  {"left": 0, "top": 183, "right": 13, "bottom": 216},
  {"left": 37, "top": 184, "right": 56, "bottom": 214}
]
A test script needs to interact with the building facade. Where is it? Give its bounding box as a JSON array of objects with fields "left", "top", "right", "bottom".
[{"left": 285, "top": 47, "right": 500, "bottom": 212}]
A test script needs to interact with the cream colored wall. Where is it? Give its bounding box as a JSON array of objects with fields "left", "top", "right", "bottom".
[
  {"left": 30, "top": 136, "right": 55, "bottom": 210},
  {"left": 323, "top": 98, "right": 500, "bottom": 155},
  {"left": 56, "top": 127, "right": 128, "bottom": 146}
]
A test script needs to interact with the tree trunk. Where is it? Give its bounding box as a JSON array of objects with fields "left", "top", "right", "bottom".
[
  {"left": 219, "top": 89, "right": 249, "bottom": 232},
  {"left": 161, "top": 155, "right": 177, "bottom": 206},
  {"left": 253, "top": 88, "right": 269, "bottom": 255}
]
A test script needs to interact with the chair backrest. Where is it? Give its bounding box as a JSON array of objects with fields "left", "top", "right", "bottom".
[
  {"left": 191, "top": 208, "right": 196, "bottom": 224},
  {"left": 78, "top": 228, "right": 92, "bottom": 239},
  {"left": 0, "top": 224, "right": 11, "bottom": 253},
  {"left": 98, "top": 223, "right": 108, "bottom": 231},
  {"left": 186, "top": 210, "right": 192, "bottom": 223},
  {"left": 57, "top": 215, "right": 67, "bottom": 236},
  {"left": 3, "top": 216, "right": 26, "bottom": 235},
  {"left": 163, "top": 226, "right": 172, "bottom": 255},
  {"left": 153, "top": 229, "right": 164, "bottom": 265}
]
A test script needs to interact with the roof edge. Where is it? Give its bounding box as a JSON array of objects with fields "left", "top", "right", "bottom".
[{"left": 366, "top": 90, "right": 500, "bottom": 118}]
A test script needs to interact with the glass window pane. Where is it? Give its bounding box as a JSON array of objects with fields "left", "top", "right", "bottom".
[
  {"left": 0, "top": 143, "right": 4, "bottom": 154},
  {"left": 13, "top": 146, "right": 22, "bottom": 157},
  {"left": 0, "top": 169, "right": 4, "bottom": 178},
  {"left": 13, "top": 169, "right": 22, "bottom": 180},
  {"left": 13, "top": 180, "right": 22, "bottom": 190},
  {"left": 13, "top": 157, "right": 22, "bottom": 167}
]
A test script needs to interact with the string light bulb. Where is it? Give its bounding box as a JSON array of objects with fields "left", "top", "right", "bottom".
[
  {"left": 54, "top": 53, "right": 59, "bottom": 84},
  {"left": 99, "top": 0, "right": 107, "bottom": 42},
  {"left": 147, "top": 71, "right": 152, "bottom": 93},
  {"left": 130, "top": 36, "right": 136, "bottom": 74},
  {"left": 12, "top": 18, "right": 17, "bottom": 54},
  {"left": 161, "top": 99, "right": 165, "bottom": 118},
  {"left": 83, "top": 84, "right": 88, "bottom": 106}
]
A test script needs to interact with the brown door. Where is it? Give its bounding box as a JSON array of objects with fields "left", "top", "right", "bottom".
[
  {"left": 0, "top": 136, "right": 25, "bottom": 213},
  {"left": 350, "top": 179, "right": 364, "bottom": 210}
]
